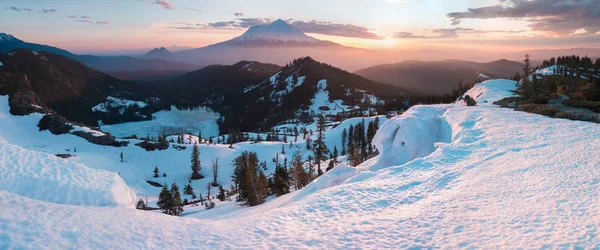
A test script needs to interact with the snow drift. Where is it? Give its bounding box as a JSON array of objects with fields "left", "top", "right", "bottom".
[
  {"left": 0, "top": 137, "right": 133, "bottom": 207},
  {"left": 370, "top": 105, "right": 452, "bottom": 171}
]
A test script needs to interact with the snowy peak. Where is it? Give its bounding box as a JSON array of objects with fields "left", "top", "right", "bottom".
[
  {"left": 0, "top": 33, "right": 19, "bottom": 42},
  {"left": 225, "top": 20, "right": 335, "bottom": 46}
]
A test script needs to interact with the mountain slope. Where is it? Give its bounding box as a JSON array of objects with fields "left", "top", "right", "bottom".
[
  {"left": 355, "top": 59, "right": 523, "bottom": 95},
  {"left": 0, "top": 33, "right": 76, "bottom": 58},
  {"left": 0, "top": 49, "right": 147, "bottom": 125},
  {"left": 221, "top": 57, "right": 405, "bottom": 131}
]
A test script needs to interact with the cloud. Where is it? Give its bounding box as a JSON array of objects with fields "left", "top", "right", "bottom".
[
  {"left": 290, "top": 20, "right": 383, "bottom": 39},
  {"left": 75, "top": 19, "right": 110, "bottom": 25},
  {"left": 39, "top": 9, "right": 57, "bottom": 14},
  {"left": 5, "top": 7, "right": 32, "bottom": 11},
  {"left": 139, "top": 0, "right": 174, "bottom": 9},
  {"left": 383, "top": 0, "right": 413, "bottom": 3},
  {"left": 395, "top": 28, "right": 525, "bottom": 39},
  {"left": 234, "top": 12, "right": 244, "bottom": 17},
  {"left": 67, "top": 15, "right": 91, "bottom": 19},
  {"left": 446, "top": 0, "right": 600, "bottom": 35},
  {"left": 185, "top": 7, "right": 201, "bottom": 12},
  {"left": 154, "top": 0, "right": 173, "bottom": 9},
  {"left": 169, "top": 18, "right": 382, "bottom": 39}
]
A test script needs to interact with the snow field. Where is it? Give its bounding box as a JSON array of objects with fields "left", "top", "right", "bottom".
[{"left": 1, "top": 79, "right": 600, "bottom": 248}]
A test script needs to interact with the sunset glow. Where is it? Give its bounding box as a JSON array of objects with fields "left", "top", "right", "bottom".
[{"left": 1, "top": 0, "right": 598, "bottom": 55}]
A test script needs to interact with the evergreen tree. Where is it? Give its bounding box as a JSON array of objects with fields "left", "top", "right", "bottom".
[
  {"left": 170, "top": 183, "right": 184, "bottom": 216},
  {"left": 191, "top": 143, "right": 202, "bottom": 179},
  {"left": 184, "top": 184, "right": 194, "bottom": 196},
  {"left": 341, "top": 128, "right": 347, "bottom": 155},
  {"left": 313, "top": 115, "right": 329, "bottom": 176},
  {"left": 153, "top": 166, "right": 159, "bottom": 178},
  {"left": 157, "top": 185, "right": 173, "bottom": 215},
  {"left": 217, "top": 185, "right": 227, "bottom": 201},
  {"left": 272, "top": 162, "right": 291, "bottom": 196},
  {"left": 333, "top": 146, "right": 338, "bottom": 162},
  {"left": 232, "top": 151, "right": 269, "bottom": 206}
]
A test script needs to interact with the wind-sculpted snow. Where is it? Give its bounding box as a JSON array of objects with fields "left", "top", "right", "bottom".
[
  {"left": 462, "top": 79, "right": 517, "bottom": 104},
  {"left": 370, "top": 105, "right": 452, "bottom": 171},
  {"left": 0, "top": 137, "right": 133, "bottom": 207}
]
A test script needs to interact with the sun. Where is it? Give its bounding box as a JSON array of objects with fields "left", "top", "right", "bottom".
[{"left": 373, "top": 37, "right": 397, "bottom": 48}]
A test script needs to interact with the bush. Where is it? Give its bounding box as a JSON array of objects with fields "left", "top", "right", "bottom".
[
  {"left": 516, "top": 104, "right": 559, "bottom": 117},
  {"left": 562, "top": 100, "right": 600, "bottom": 112},
  {"left": 555, "top": 111, "right": 596, "bottom": 122}
]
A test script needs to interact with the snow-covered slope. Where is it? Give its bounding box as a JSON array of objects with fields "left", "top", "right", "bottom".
[{"left": 1, "top": 79, "right": 600, "bottom": 248}]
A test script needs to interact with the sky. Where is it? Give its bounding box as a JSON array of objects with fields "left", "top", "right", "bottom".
[{"left": 0, "top": 0, "right": 599, "bottom": 55}]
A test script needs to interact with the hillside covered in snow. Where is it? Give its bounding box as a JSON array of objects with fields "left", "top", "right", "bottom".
[{"left": 1, "top": 77, "right": 599, "bottom": 248}]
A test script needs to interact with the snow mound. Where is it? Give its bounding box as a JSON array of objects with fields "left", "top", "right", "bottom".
[
  {"left": 462, "top": 79, "right": 517, "bottom": 104},
  {"left": 288, "top": 164, "right": 358, "bottom": 203},
  {"left": 0, "top": 138, "right": 133, "bottom": 207},
  {"left": 370, "top": 105, "right": 452, "bottom": 171}
]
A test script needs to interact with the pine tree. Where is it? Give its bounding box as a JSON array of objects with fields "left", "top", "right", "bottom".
[
  {"left": 272, "top": 162, "right": 291, "bottom": 196},
  {"left": 350, "top": 142, "right": 362, "bottom": 166},
  {"left": 333, "top": 146, "right": 338, "bottom": 162},
  {"left": 153, "top": 166, "right": 159, "bottom": 178},
  {"left": 232, "top": 151, "right": 268, "bottom": 206},
  {"left": 341, "top": 128, "right": 347, "bottom": 155},
  {"left": 170, "top": 183, "right": 184, "bottom": 216},
  {"left": 217, "top": 185, "right": 226, "bottom": 201},
  {"left": 313, "top": 115, "right": 329, "bottom": 176},
  {"left": 191, "top": 143, "right": 202, "bottom": 179},
  {"left": 157, "top": 185, "right": 173, "bottom": 215},
  {"left": 184, "top": 184, "right": 194, "bottom": 196}
]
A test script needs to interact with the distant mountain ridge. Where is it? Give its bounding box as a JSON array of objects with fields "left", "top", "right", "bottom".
[
  {"left": 0, "top": 33, "right": 198, "bottom": 75},
  {"left": 143, "top": 47, "right": 175, "bottom": 60},
  {"left": 355, "top": 59, "right": 524, "bottom": 95}
]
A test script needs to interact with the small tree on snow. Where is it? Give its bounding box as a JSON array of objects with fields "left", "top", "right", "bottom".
[
  {"left": 153, "top": 166, "right": 159, "bottom": 178},
  {"left": 136, "top": 199, "right": 146, "bottom": 210},
  {"left": 120, "top": 151, "right": 124, "bottom": 163},
  {"left": 191, "top": 143, "right": 203, "bottom": 180}
]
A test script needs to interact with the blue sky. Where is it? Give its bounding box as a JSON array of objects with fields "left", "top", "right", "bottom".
[{"left": 1, "top": 0, "right": 598, "bottom": 54}]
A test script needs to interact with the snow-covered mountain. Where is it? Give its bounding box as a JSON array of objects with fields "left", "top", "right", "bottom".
[
  {"left": 221, "top": 19, "right": 335, "bottom": 46},
  {"left": 0, "top": 33, "right": 18, "bottom": 42}
]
